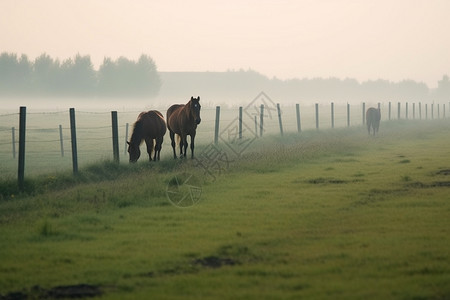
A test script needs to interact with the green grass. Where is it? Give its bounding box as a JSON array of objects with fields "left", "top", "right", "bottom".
[{"left": 1, "top": 120, "right": 450, "bottom": 299}]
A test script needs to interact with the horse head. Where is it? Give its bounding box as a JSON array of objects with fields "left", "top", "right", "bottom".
[
  {"left": 190, "top": 96, "right": 201, "bottom": 125},
  {"left": 127, "top": 141, "right": 141, "bottom": 163}
]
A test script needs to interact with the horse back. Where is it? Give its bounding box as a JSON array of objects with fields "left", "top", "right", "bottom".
[{"left": 141, "top": 110, "right": 167, "bottom": 138}]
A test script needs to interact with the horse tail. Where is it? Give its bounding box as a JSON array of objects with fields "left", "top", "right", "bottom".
[{"left": 153, "top": 110, "right": 167, "bottom": 136}]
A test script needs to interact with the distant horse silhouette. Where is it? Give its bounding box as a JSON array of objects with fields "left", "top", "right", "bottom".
[
  {"left": 167, "top": 96, "right": 201, "bottom": 159},
  {"left": 127, "top": 110, "right": 167, "bottom": 162},
  {"left": 366, "top": 107, "right": 381, "bottom": 136}
]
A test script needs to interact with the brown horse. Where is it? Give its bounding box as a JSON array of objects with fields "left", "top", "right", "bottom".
[
  {"left": 366, "top": 107, "right": 381, "bottom": 136},
  {"left": 167, "top": 96, "right": 201, "bottom": 159},
  {"left": 127, "top": 110, "right": 167, "bottom": 162}
]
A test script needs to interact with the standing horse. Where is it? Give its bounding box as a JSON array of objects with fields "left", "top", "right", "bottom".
[
  {"left": 127, "top": 110, "right": 167, "bottom": 162},
  {"left": 167, "top": 96, "right": 201, "bottom": 159},
  {"left": 366, "top": 107, "right": 381, "bottom": 136}
]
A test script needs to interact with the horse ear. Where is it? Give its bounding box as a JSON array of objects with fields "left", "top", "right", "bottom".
[
  {"left": 191, "top": 96, "right": 194, "bottom": 100},
  {"left": 197, "top": 96, "right": 200, "bottom": 101}
]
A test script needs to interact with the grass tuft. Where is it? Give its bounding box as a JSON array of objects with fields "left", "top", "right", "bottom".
[{"left": 38, "top": 219, "right": 55, "bottom": 237}]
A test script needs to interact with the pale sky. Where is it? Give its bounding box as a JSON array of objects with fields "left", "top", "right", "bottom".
[{"left": 1, "top": 0, "right": 449, "bottom": 88}]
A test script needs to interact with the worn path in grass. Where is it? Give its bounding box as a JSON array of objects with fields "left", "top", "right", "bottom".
[{"left": 0, "top": 120, "right": 449, "bottom": 299}]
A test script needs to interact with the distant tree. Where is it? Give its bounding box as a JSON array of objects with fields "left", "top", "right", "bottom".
[
  {"left": 97, "top": 57, "right": 117, "bottom": 96},
  {"left": 32, "top": 53, "right": 61, "bottom": 95},
  {"left": 0, "top": 53, "right": 19, "bottom": 93},
  {"left": 395, "top": 80, "right": 429, "bottom": 102},
  {"left": 0, "top": 52, "right": 32, "bottom": 95},
  {"left": 434, "top": 75, "right": 450, "bottom": 101},
  {"left": 115, "top": 56, "right": 138, "bottom": 95},
  {"left": 17, "top": 54, "right": 33, "bottom": 92},
  {"left": 59, "top": 54, "right": 97, "bottom": 95},
  {"left": 97, "top": 55, "right": 160, "bottom": 97},
  {"left": 136, "top": 54, "right": 161, "bottom": 96}
]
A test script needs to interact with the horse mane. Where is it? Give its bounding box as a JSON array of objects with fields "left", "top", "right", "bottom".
[{"left": 130, "top": 119, "right": 143, "bottom": 145}]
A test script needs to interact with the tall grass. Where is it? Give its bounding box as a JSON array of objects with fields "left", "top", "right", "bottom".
[{"left": 0, "top": 118, "right": 447, "bottom": 199}]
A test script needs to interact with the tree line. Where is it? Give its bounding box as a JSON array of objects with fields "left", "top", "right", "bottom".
[
  {"left": 158, "top": 69, "right": 450, "bottom": 105},
  {"left": 0, "top": 52, "right": 161, "bottom": 97},
  {"left": 1, "top": 51, "right": 449, "bottom": 102}
]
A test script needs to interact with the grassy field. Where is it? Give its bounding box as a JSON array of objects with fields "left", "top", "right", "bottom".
[{"left": 0, "top": 119, "right": 449, "bottom": 299}]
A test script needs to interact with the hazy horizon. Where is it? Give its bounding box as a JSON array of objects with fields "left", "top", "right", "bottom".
[{"left": 1, "top": 0, "right": 450, "bottom": 88}]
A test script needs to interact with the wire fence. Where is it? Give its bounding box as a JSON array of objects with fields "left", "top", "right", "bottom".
[{"left": 0, "top": 98, "right": 449, "bottom": 179}]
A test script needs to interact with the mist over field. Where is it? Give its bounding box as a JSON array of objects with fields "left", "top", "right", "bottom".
[
  {"left": 1, "top": 52, "right": 450, "bottom": 111},
  {"left": 1, "top": 1, "right": 450, "bottom": 298}
]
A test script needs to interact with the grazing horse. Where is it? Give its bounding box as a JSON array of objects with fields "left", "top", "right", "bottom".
[
  {"left": 366, "top": 107, "right": 381, "bottom": 136},
  {"left": 167, "top": 96, "right": 201, "bottom": 159},
  {"left": 127, "top": 110, "right": 167, "bottom": 162}
]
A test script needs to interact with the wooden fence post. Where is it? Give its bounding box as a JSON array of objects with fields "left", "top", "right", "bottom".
[
  {"left": 419, "top": 102, "right": 422, "bottom": 119},
  {"left": 59, "top": 125, "right": 64, "bottom": 157},
  {"left": 413, "top": 103, "right": 416, "bottom": 119},
  {"left": 239, "top": 106, "right": 243, "bottom": 139},
  {"left": 331, "top": 102, "right": 335, "bottom": 128},
  {"left": 124, "top": 123, "right": 129, "bottom": 155},
  {"left": 214, "top": 106, "right": 220, "bottom": 144},
  {"left": 406, "top": 102, "right": 409, "bottom": 119},
  {"left": 296, "top": 104, "right": 301, "bottom": 132},
  {"left": 315, "top": 103, "right": 319, "bottom": 129},
  {"left": 259, "top": 104, "right": 264, "bottom": 137},
  {"left": 389, "top": 102, "right": 392, "bottom": 120},
  {"left": 425, "top": 104, "right": 428, "bottom": 119},
  {"left": 347, "top": 103, "right": 350, "bottom": 127},
  {"left": 437, "top": 104, "right": 440, "bottom": 119},
  {"left": 111, "top": 111, "right": 119, "bottom": 163},
  {"left": 431, "top": 103, "right": 434, "bottom": 119},
  {"left": 398, "top": 102, "right": 401, "bottom": 120},
  {"left": 443, "top": 104, "right": 446, "bottom": 118},
  {"left": 69, "top": 108, "right": 78, "bottom": 175},
  {"left": 362, "top": 102, "right": 366, "bottom": 126},
  {"left": 11, "top": 127, "right": 16, "bottom": 159},
  {"left": 18, "top": 106, "right": 26, "bottom": 191},
  {"left": 277, "top": 103, "right": 283, "bottom": 136}
]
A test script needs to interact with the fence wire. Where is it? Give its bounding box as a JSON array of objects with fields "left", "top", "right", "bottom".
[{"left": 1, "top": 102, "right": 449, "bottom": 177}]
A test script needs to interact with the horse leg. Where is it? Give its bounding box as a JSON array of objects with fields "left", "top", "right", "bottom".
[
  {"left": 145, "top": 138, "right": 154, "bottom": 161},
  {"left": 170, "top": 131, "right": 177, "bottom": 159},
  {"left": 190, "top": 133, "right": 196, "bottom": 159},
  {"left": 181, "top": 134, "right": 188, "bottom": 158},
  {"left": 155, "top": 137, "right": 163, "bottom": 161},
  {"left": 179, "top": 135, "right": 184, "bottom": 157},
  {"left": 153, "top": 140, "right": 158, "bottom": 161}
]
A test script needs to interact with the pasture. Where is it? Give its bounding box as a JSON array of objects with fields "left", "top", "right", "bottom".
[
  {"left": 0, "top": 118, "right": 450, "bottom": 299},
  {"left": 1, "top": 101, "right": 420, "bottom": 177}
]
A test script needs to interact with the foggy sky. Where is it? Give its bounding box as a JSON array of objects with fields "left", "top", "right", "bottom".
[{"left": 1, "top": 0, "right": 449, "bottom": 88}]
